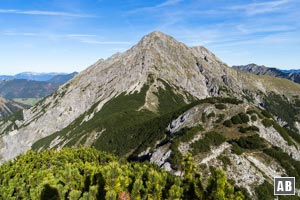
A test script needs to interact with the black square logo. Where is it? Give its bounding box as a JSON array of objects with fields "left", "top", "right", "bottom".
[{"left": 274, "top": 177, "right": 295, "bottom": 195}]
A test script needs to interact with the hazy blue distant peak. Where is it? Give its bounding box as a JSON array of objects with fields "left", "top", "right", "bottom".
[
  {"left": 280, "top": 69, "right": 300, "bottom": 73},
  {"left": 0, "top": 72, "right": 77, "bottom": 82},
  {"left": 16, "top": 72, "right": 67, "bottom": 76}
]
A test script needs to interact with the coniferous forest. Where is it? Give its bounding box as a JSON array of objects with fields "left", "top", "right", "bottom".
[{"left": 0, "top": 147, "right": 244, "bottom": 200}]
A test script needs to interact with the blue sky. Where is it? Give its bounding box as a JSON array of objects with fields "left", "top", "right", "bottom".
[{"left": 0, "top": 0, "right": 299, "bottom": 74}]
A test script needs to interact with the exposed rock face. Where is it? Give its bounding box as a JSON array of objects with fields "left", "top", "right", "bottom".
[
  {"left": 147, "top": 101, "right": 299, "bottom": 196},
  {"left": 0, "top": 97, "right": 25, "bottom": 120}
]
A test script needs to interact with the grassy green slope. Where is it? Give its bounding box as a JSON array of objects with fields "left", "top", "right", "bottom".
[
  {"left": 13, "top": 98, "right": 42, "bottom": 106},
  {"left": 32, "top": 77, "right": 194, "bottom": 157}
]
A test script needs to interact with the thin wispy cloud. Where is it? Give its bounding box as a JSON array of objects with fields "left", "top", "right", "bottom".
[
  {"left": 127, "top": 0, "right": 183, "bottom": 14},
  {"left": 80, "top": 39, "right": 131, "bottom": 45},
  {"left": 236, "top": 24, "right": 299, "bottom": 34},
  {"left": 0, "top": 9, "right": 92, "bottom": 17},
  {"left": 2, "top": 31, "right": 37, "bottom": 36},
  {"left": 157, "top": 0, "right": 183, "bottom": 8},
  {"left": 1, "top": 31, "right": 97, "bottom": 38},
  {"left": 229, "top": 0, "right": 290, "bottom": 15},
  {"left": 64, "top": 34, "right": 97, "bottom": 38}
]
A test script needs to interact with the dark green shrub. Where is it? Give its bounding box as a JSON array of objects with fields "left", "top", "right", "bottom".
[
  {"left": 199, "top": 97, "right": 242, "bottom": 105},
  {"left": 215, "top": 104, "right": 227, "bottom": 110},
  {"left": 249, "top": 125, "right": 259, "bottom": 131},
  {"left": 235, "top": 186, "right": 252, "bottom": 200},
  {"left": 264, "top": 147, "right": 300, "bottom": 187},
  {"left": 168, "top": 141, "right": 182, "bottom": 170},
  {"left": 262, "top": 119, "right": 273, "bottom": 127},
  {"left": 231, "top": 115, "right": 242, "bottom": 124},
  {"left": 287, "top": 129, "right": 300, "bottom": 143},
  {"left": 247, "top": 109, "right": 264, "bottom": 119},
  {"left": 294, "top": 98, "right": 300, "bottom": 107},
  {"left": 206, "top": 132, "right": 226, "bottom": 146},
  {"left": 251, "top": 115, "right": 257, "bottom": 121},
  {"left": 231, "top": 142, "right": 244, "bottom": 155},
  {"left": 239, "top": 113, "right": 249, "bottom": 123},
  {"left": 238, "top": 126, "right": 247, "bottom": 133},
  {"left": 264, "top": 93, "right": 299, "bottom": 130},
  {"left": 218, "top": 155, "right": 231, "bottom": 169},
  {"left": 202, "top": 113, "right": 207, "bottom": 123},
  {"left": 207, "top": 112, "right": 216, "bottom": 119},
  {"left": 191, "top": 132, "right": 226, "bottom": 154},
  {"left": 239, "top": 126, "right": 259, "bottom": 133},
  {"left": 235, "top": 134, "right": 266, "bottom": 150},
  {"left": 255, "top": 181, "right": 274, "bottom": 200},
  {"left": 177, "top": 125, "right": 204, "bottom": 143},
  {"left": 261, "top": 110, "right": 272, "bottom": 118},
  {"left": 261, "top": 119, "right": 293, "bottom": 146},
  {"left": 223, "top": 120, "right": 233, "bottom": 127},
  {"left": 191, "top": 139, "right": 211, "bottom": 154},
  {"left": 246, "top": 110, "right": 256, "bottom": 115},
  {"left": 272, "top": 123, "right": 293, "bottom": 146}
]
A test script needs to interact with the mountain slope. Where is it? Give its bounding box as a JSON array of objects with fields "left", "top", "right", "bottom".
[
  {"left": 0, "top": 97, "right": 25, "bottom": 120},
  {"left": 0, "top": 79, "right": 58, "bottom": 99},
  {"left": 48, "top": 72, "right": 78, "bottom": 84},
  {"left": 1, "top": 31, "right": 300, "bottom": 198},
  {"left": 233, "top": 63, "right": 300, "bottom": 84}
]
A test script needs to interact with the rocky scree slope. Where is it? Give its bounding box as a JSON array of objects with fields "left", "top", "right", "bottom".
[
  {"left": 0, "top": 97, "right": 25, "bottom": 120},
  {"left": 1, "top": 31, "right": 300, "bottom": 198},
  {"left": 146, "top": 99, "right": 300, "bottom": 198}
]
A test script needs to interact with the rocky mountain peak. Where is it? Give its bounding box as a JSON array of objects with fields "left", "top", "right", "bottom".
[
  {"left": 1, "top": 31, "right": 300, "bottom": 165},
  {"left": 134, "top": 31, "right": 189, "bottom": 54},
  {"left": 139, "top": 31, "right": 174, "bottom": 43}
]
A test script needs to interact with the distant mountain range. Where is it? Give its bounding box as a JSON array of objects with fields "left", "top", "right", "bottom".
[
  {"left": 47, "top": 72, "right": 78, "bottom": 85},
  {"left": 0, "top": 72, "right": 61, "bottom": 81},
  {"left": 0, "top": 72, "right": 78, "bottom": 99},
  {"left": 0, "top": 72, "right": 78, "bottom": 83},
  {"left": 0, "top": 79, "right": 58, "bottom": 99},
  {"left": 233, "top": 64, "right": 300, "bottom": 83},
  {"left": 0, "top": 71, "right": 78, "bottom": 116},
  {"left": 281, "top": 69, "right": 300, "bottom": 73}
]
